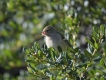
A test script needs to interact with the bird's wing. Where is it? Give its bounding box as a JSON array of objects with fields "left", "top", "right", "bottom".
[{"left": 57, "top": 31, "right": 72, "bottom": 48}]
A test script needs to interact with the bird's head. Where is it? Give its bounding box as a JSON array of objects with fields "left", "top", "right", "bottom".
[{"left": 42, "top": 26, "right": 56, "bottom": 37}]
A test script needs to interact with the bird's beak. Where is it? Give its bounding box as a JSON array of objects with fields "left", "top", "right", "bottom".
[{"left": 42, "top": 31, "right": 45, "bottom": 36}]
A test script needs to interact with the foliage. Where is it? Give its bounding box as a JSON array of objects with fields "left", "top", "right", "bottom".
[
  {"left": 0, "top": 0, "right": 106, "bottom": 80},
  {"left": 25, "top": 25, "right": 106, "bottom": 79}
]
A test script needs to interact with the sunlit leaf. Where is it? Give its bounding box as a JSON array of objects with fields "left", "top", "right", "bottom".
[
  {"left": 28, "top": 64, "right": 36, "bottom": 72},
  {"left": 85, "top": 38, "right": 95, "bottom": 49}
]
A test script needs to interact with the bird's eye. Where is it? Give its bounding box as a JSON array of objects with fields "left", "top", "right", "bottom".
[{"left": 46, "top": 30, "right": 49, "bottom": 32}]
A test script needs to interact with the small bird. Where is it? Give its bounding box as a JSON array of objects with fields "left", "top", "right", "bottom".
[{"left": 42, "top": 25, "right": 72, "bottom": 50}]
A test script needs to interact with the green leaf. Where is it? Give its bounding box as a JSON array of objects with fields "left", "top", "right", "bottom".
[
  {"left": 85, "top": 38, "right": 95, "bottom": 49},
  {"left": 100, "top": 25, "right": 105, "bottom": 36},
  {"left": 57, "top": 46, "right": 62, "bottom": 52},
  {"left": 100, "top": 76, "right": 105, "bottom": 80},
  {"left": 90, "top": 7, "right": 96, "bottom": 12},
  {"left": 94, "top": 42, "right": 98, "bottom": 49},
  {"left": 67, "top": 47, "right": 79, "bottom": 53},
  {"left": 73, "top": 47, "right": 79, "bottom": 53},
  {"left": 84, "top": 50, "right": 92, "bottom": 58},
  {"left": 9, "top": 21, "right": 17, "bottom": 28},
  {"left": 100, "top": 59, "right": 105, "bottom": 66},
  {"left": 100, "top": 25, "right": 105, "bottom": 31},
  {"left": 90, "top": 78, "right": 96, "bottom": 80},
  {"left": 50, "top": 50, "right": 55, "bottom": 61},
  {"left": 0, "top": 12, "right": 5, "bottom": 22},
  {"left": 77, "top": 62, "right": 87, "bottom": 68},
  {"left": 36, "top": 64, "right": 47, "bottom": 70},
  {"left": 28, "top": 64, "right": 36, "bottom": 72},
  {"left": 38, "top": 50, "right": 42, "bottom": 57},
  {"left": 93, "top": 56, "right": 102, "bottom": 62},
  {"left": 26, "top": 60, "right": 36, "bottom": 63}
]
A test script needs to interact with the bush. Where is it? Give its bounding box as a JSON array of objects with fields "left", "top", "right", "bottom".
[
  {"left": 25, "top": 25, "right": 106, "bottom": 80},
  {"left": 0, "top": 0, "right": 106, "bottom": 79}
]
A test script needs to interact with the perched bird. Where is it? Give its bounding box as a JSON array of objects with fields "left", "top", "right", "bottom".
[{"left": 42, "top": 25, "right": 72, "bottom": 50}]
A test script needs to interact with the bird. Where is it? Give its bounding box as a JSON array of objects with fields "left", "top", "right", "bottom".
[{"left": 42, "top": 25, "right": 72, "bottom": 51}]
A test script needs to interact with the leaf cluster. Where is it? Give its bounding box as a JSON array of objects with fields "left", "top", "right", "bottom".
[{"left": 25, "top": 26, "right": 106, "bottom": 80}]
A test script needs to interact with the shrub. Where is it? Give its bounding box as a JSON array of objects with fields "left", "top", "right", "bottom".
[{"left": 25, "top": 25, "right": 106, "bottom": 80}]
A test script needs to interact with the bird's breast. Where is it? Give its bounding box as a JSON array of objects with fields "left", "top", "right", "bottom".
[
  {"left": 45, "top": 37, "right": 53, "bottom": 47},
  {"left": 45, "top": 36, "right": 62, "bottom": 49}
]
